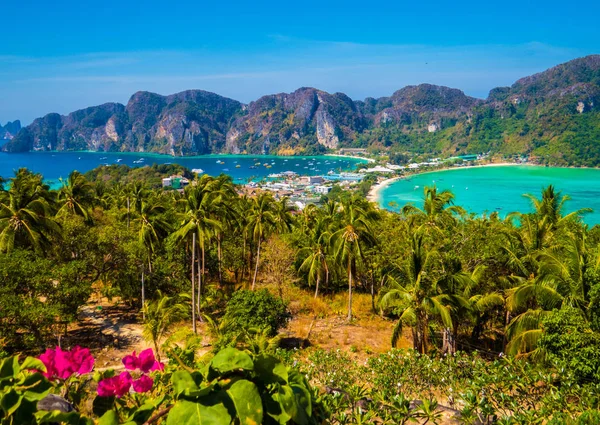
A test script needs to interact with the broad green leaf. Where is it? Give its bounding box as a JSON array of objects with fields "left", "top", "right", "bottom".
[
  {"left": 265, "top": 385, "right": 298, "bottom": 424},
  {"left": 166, "top": 398, "right": 232, "bottom": 425},
  {"left": 0, "top": 357, "right": 20, "bottom": 381},
  {"left": 289, "top": 371, "right": 312, "bottom": 417},
  {"left": 254, "top": 354, "right": 288, "bottom": 384},
  {"left": 172, "top": 370, "right": 199, "bottom": 396},
  {"left": 21, "top": 372, "right": 52, "bottom": 401},
  {"left": 35, "top": 410, "right": 94, "bottom": 425},
  {"left": 0, "top": 390, "right": 22, "bottom": 416},
  {"left": 210, "top": 348, "right": 254, "bottom": 375},
  {"left": 98, "top": 410, "right": 120, "bottom": 425},
  {"left": 129, "top": 395, "right": 166, "bottom": 423},
  {"left": 19, "top": 357, "right": 46, "bottom": 373},
  {"left": 225, "top": 379, "right": 263, "bottom": 425}
]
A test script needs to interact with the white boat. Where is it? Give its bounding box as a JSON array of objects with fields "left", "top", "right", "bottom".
[{"left": 191, "top": 168, "right": 204, "bottom": 174}]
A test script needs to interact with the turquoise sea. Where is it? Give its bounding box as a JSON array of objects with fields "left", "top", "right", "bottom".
[
  {"left": 0, "top": 151, "right": 365, "bottom": 187},
  {"left": 378, "top": 165, "right": 600, "bottom": 225}
]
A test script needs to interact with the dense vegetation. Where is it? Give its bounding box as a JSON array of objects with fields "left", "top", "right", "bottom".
[{"left": 1, "top": 165, "right": 600, "bottom": 422}]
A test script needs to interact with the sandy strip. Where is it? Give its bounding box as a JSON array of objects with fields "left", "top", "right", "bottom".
[{"left": 325, "top": 154, "right": 375, "bottom": 163}]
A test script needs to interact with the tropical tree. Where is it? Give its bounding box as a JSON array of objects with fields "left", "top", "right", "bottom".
[
  {"left": 172, "top": 176, "right": 222, "bottom": 315},
  {"left": 141, "top": 291, "right": 188, "bottom": 361},
  {"left": 247, "top": 193, "right": 277, "bottom": 290},
  {"left": 299, "top": 216, "right": 332, "bottom": 298},
  {"left": 0, "top": 169, "right": 60, "bottom": 254},
  {"left": 379, "top": 230, "right": 459, "bottom": 353},
  {"left": 402, "top": 186, "right": 464, "bottom": 229},
  {"left": 56, "top": 171, "right": 96, "bottom": 223},
  {"left": 333, "top": 197, "right": 377, "bottom": 321},
  {"left": 136, "top": 194, "right": 172, "bottom": 315},
  {"left": 506, "top": 230, "right": 598, "bottom": 357}
]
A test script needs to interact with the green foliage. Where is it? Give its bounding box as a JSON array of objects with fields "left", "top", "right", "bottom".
[
  {"left": 167, "top": 348, "right": 324, "bottom": 425},
  {"left": 538, "top": 307, "right": 600, "bottom": 383},
  {"left": 216, "top": 290, "right": 290, "bottom": 350}
]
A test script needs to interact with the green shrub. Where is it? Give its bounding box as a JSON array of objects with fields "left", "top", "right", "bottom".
[{"left": 216, "top": 289, "right": 290, "bottom": 350}]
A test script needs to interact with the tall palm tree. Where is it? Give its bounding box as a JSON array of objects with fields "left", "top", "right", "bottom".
[
  {"left": 172, "top": 176, "right": 222, "bottom": 313},
  {"left": 0, "top": 169, "right": 60, "bottom": 254},
  {"left": 136, "top": 194, "right": 172, "bottom": 316},
  {"left": 247, "top": 192, "right": 277, "bottom": 290},
  {"left": 209, "top": 175, "right": 238, "bottom": 285},
  {"left": 379, "top": 230, "right": 470, "bottom": 353},
  {"left": 299, "top": 216, "right": 331, "bottom": 298},
  {"left": 332, "top": 197, "right": 377, "bottom": 321},
  {"left": 56, "top": 171, "right": 96, "bottom": 223}
]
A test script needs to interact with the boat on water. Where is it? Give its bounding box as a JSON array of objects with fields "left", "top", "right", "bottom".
[
  {"left": 116, "top": 158, "right": 122, "bottom": 162},
  {"left": 236, "top": 164, "right": 241, "bottom": 168},
  {"left": 249, "top": 165, "right": 257, "bottom": 169},
  {"left": 191, "top": 168, "right": 204, "bottom": 174}
]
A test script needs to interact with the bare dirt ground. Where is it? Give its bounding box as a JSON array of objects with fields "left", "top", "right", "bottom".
[{"left": 64, "top": 298, "right": 147, "bottom": 369}]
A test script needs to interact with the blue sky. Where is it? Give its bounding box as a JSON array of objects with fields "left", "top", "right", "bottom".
[{"left": 1, "top": 0, "right": 599, "bottom": 124}]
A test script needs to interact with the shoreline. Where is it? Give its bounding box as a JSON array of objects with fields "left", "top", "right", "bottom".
[
  {"left": 326, "top": 153, "right": 375, "bottom": 163},
  {"left": 367, "top": 162, "right": 530, "bottom": 204}
]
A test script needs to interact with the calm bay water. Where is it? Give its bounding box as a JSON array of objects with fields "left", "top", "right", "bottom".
[
  {"left": 0, "top": 151, "right": 364, "bottom": 186},
  {"left": 379, "top": 165, "right": 600, "bottom": 225}
]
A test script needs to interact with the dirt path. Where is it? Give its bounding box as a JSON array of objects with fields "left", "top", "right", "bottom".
[{"left": 65, "top": 302, "right": 147, "bottom": 369}]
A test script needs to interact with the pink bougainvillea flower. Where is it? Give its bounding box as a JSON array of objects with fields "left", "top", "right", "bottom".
[
  {"left": 97, "top": 372, "right": 133, "bottom": 398},
  {"left": 122, "top": 349, "right": 163, "bottom": 373},
  {"left": 38, "top": 346, "right": 95, "bottom": 380},
  {"left": 39, "top": 348, "right": 58, "bottom": 379},
  {"left": 70, "top": 346, "right": 95, "bottom": 375},
  {"left": 132, "top": 375, "right": 154, "bottom": 393}
]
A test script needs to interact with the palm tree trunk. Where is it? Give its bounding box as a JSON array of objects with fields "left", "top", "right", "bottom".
[
  {"left": 217, "top": 233, "right": 223, "bottom": 285},
  {"left": 197, "top": 241, "right": 202, "bottom": 319},
  {"left": 314, "top": 274, "right": 320, "bottom": 298},
  {"left": 141, "top": 267, "right": 145, "bottom": 321},
  {"left": 252, "top": 235, "right": 262, "bottom": 290},
  {"left": 191, "top": 233, "right": 196, "bottom": 334},
  {"left": 347, "top": 257, "right": 353, "bottom": 321}
]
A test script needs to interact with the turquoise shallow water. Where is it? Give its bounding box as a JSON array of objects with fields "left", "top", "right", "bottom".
[
  {"left": 0, "top": 151, "right": 364, "bottom": 186},
  {"left": 379, "top": 166, "right": 600, "bottom": 225}
]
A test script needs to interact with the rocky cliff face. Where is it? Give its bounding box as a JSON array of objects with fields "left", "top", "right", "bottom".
[
  {"left": 4, "top": 91, "right": 243, "bottom": 155},
  {"left": 225, "top": 88, "right": 365, "bottom": 154},
  {"left": 4, "top": 55, "right": 600, "bottom": 163},
  {"left": 0, "top": 120, "right": 21, "bottom": 140}
]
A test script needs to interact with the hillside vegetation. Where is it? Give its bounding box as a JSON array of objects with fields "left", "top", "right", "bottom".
[{"left": 1, "top": 165, "right": 600, "bottom": 422}]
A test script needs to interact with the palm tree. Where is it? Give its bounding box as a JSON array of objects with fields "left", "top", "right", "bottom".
[
  {"left": 299, "top": 216, "right": 332, "bottom": 298},
  {"left": 56, "top": 171, "right": 96, "bottom": 223},
  {"left": 378, "top": 231, "right": 457, "bottom": 353},
  {"left": 209, "top": 175, "right": 238, "bottom": 285},
  {"left": 172, "top": 176, "right": 222, "bottom": 314},
  {"left": 402, "top": 186, "right": 464, "bottom": 229},
  {"left": 247, "top": 192, "right": 277, "bottom": 290},
  {"left": 332, "top": 197, "right": 377, "bottom": 321},
  {"left": 141, "top": 291, "right": 188, "bottom": 361},
  {"left": 506, "top": 230, "right": 597, "bottom": 357},
  {"left": 524, "top": 185, "right": 591, "bottom": 229},
  {"left": 0, "top": 169, "right": 60, "bottom": 254},
  {"left": 136, "top": 195, "right": 172, "bottom": 316}
]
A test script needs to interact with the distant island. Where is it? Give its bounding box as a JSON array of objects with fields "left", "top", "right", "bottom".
[
  {"left": 0, "top": 120, "right": 21, "bottom": 141},
  {"left": 3, "top": 55, "right": 600, "bottom": 166}
]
